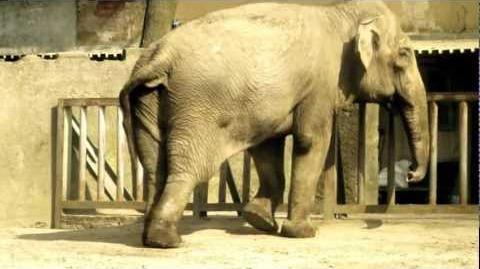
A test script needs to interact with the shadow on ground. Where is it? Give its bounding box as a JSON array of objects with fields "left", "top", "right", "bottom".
[{"left": 16, "top": 216, "right": 265, "bottom": 247}]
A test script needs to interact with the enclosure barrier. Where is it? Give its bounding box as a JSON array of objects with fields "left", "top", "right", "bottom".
[
  {"left": 330, "top": 92, "right": 478, "bottom": 215},
  {"left": 53, "top": 92, "right": 478, "bottom": 228}
]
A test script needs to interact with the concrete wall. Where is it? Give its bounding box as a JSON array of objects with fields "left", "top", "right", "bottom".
[
  {"left": 175, "top": 0, "right": 478, "bottom": 35},
  {"left": 0, "top": 52, "right": 141, "bottom": 227}
]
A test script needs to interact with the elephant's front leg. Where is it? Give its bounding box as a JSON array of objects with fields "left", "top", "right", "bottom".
[
  {"left": 280, "top": 100, "right": 333, "bottom": 238},
  {"left": 243, "top": 136, "right": 286, "bottom": 233}
]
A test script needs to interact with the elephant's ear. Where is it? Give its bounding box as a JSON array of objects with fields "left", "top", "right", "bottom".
[{"left": 356, "top": 17, "right": 380, "bottom": 70}]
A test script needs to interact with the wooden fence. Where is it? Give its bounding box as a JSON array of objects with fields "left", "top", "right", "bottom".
[{"left": 53, "top": 92, "right": 478, "bottom": 228}]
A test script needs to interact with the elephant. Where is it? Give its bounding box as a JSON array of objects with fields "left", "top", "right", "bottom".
[{"left": 119, "top": 1, "right": 429, "bottom": 248}]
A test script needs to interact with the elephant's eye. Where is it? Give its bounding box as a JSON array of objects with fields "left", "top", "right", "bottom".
[
  {"left": 398, "top": 47, "right": 412, "bottom": 57},
  {"left": 394, "top": 47, "right": 412, "bottom": 69}
]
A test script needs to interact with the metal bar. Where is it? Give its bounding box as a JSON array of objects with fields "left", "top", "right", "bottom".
[
  {"left": 387, "top": 110, "right": 396, "bottom": 206},
  {"left": 97, "top": 106, "right": 106, "bottom": 201},
  {"left": 458, "top": 102, "right": 469, "bottom": 205},
  {"left": 78, "top": 106, "right": 87, "bottom": 201},
  {"left": 117, "top": 107, "right": 125, "bottom": 201},
  {"left": 429, "top": 102, "right": 438, "bottom": 205},
  {"left": 62, "top": 107, "right": 72, "bottom": 200},
  {"left": 242, "top": 152, "right": 251, "bottom": 204},
  {"left": 135, "top": 158, "right": 144, "bottom": 202},
  {"left": 53, "top": 101, "right": 65, "bottom": 228}
]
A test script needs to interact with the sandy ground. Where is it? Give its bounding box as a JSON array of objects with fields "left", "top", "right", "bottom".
[{"left": 0, "top": 214, "right": 478, "bottom": 269}]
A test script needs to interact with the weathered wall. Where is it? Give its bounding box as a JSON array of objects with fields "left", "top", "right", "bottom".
[
  {"left": 0, "top": 1, "right": 76, "bottom": 54},
  {"left": 0, "top": 51, "right": 141, "bottom": 227},
  {"left": 175, "top": 0, "right": 478, "bottom": 35}
]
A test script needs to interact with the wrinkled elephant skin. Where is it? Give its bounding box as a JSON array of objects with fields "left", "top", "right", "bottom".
[{"left": 119, "top": 1, "right": 429, "bottom": 248}]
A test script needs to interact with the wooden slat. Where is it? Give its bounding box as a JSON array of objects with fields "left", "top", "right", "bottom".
[
  {"left": 59, "top": 92, "right": 477, "bottom": 107},
  {"left": 97, "top": 106, "right": 106, "bottom": 201},
  {"left": 427, "top": 92, "right": 478, "bottom": 102},
  {"left": 223, "top": 161, "right": 242, "bottom": 215},
  {"left": 387, "top": 110, "right": 396, "bottom": 205},
  {"left": 117, "top": 107, "right": 125, "bottom": 201},
  {"left": 62, "top": 200, "right": 146, "bottom": 210},
  {"left": 70, "top": 117, "right": 134, "bottom": 201},
  {"left": 53, "top": 101, "right": 65, "bottom": 228},
  {"left": 193, "top": 182, "right": 209, "bottom": 219},
  {"left": 323, "top": 128, "right": 338, "bottom": 221},
  {"left": 242, "top": 152, "right": 251, "bottom": 204},
  {"left": 218, "top": 163, "right": 227, "bottom": 203},
  {"left": 61, "top": 200, "right": 478, "bottom": 214},
  {"left": 458, "top": 101, "right": 469, "bottom": 205},
  {"left": 327, "top": 204, "right": 478, "bottom": 215},
  {"left": 78, "top": 106, "right": 87, "bottom": 201},
  {"left": 62, "top": 107, "right": 72, "bottom": 200},
  {"left": 364, "top": 104, "right": 380, "bottom": 205},
  {"left": 62, "top": 98, "right": 119, "bottom": 107},
  {"left": 358, "top": 103, "right": 366, "bottom": 204},
  {"left": 135, "top": 158, "right": 144, "bottom": 201},
  {"left": 429, "top": 102, "right": 438, "bottom": 205}
]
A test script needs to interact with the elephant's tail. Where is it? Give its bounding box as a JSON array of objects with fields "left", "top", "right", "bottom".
[{"left": 119, "top": 61, "right": 169, "bottom": 187}]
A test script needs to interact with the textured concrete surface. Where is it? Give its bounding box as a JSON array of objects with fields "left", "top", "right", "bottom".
[
  {"left": 0, "top": 50, "right": 142, "bottom": 227},
  {"left": 175, "top": 0, "right": 479, "bottom": 36},
  {"left": 0, "top": 214, "right": 478, "bottom": 269},
  {"left": 0, "top": 1, "right": 76, "bottom": 54}
]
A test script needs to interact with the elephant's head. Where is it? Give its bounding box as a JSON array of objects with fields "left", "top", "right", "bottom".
[{"left": 353, "top": 9, "right": 429, "bottom": 183}]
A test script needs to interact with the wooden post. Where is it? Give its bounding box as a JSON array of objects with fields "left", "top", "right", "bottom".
[
  {"left": 323, "top": 124, "right": 337, "bottom": 221},
  {"left": 62, "top": 107, "right": 72, "bottom": 201},
  {"left": 458, "top": 102, "right": 469, "bottom": 205},
  {"left": 193, "top": 182, "right": 209, "bottom": 219},
  {"left": 97, "top": 106, "right": 106, "bottom": 201},
  {"left": 387, "top": 110, "right": 396, "bottom": 206},
  {"left": 358, "top": 103, "right": 366, "bottom": 205},
  {"left": 117, "top": 107, "right": 125, "bottom": 201},
  {"left": 219, "top": 162, "right": 227, "bottom": 203},
  {"left": 142, "top": 0, "right": 177, "bottom": 47},
  {"left": 242, "top": 152, "right": 251, "bottom": 204},
  {"left": 364, "top": 104, "right": 379, "bottom": 205},
  {"left": 222, "top": 161, "right": 242, "bottom": 216},
  {"left": 135, "top": 158, "right": 144, "bottom": 201},
  {"left": 53, "top": 101, "right": 65, "bottom": 228},
  {"left": 429, "top": 102, "right": 438, "bottom": 205},
  {"left": 78, "top": 106, "right": 87, "bottom": 201}
]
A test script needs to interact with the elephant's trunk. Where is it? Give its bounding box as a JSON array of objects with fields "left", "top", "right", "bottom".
[{"left": 397, "top": 76, "right": 430, "bottom": 183}]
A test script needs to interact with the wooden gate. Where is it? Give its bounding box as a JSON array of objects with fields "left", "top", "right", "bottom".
[{"left": 53, "top": 92, "right": 477, "bottom": 228}]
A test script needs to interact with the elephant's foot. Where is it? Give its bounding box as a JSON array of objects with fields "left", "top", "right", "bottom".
[
  {"left": 143, "top": 220, "right": 182, "bottom": 248},
  {"left": 280, "top": 219, "right": 316, "bottom": 238},
  {"left": 242, "top": 199, "right": 278, "bottom": 233}
]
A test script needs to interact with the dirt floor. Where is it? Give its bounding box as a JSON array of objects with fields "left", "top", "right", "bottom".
[{"left": 0, "top": 213, "right": 478, "bottom": 269}]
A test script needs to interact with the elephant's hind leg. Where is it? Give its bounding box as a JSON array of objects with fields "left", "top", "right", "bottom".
[
  {"left": 143, "top": 126, "right": 221, "bottom": 248},
  {"left": 243, "top": 137, "right": 286, "bottom": 233}
]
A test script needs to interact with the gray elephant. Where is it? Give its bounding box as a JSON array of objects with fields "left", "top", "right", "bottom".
[{"left": 120, "top": 1, "right": 429, "bottom": 248}]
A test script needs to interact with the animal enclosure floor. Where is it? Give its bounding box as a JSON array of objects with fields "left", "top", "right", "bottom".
[{"left": 1, "top": 214, "right": 478, "bottom": 269}]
